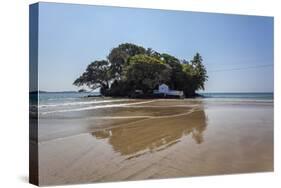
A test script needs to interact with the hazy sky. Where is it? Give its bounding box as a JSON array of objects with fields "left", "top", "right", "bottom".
[{"left": 37, "top": 2, "right": 273, "bottom": 92}]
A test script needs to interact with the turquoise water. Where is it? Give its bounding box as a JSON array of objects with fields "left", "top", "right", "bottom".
[
  {"left": 198, "top": 92, "right": 273, "bottom": 100},
  {"left": 38, "top": 92, "right": 95, "bottom": 103},
  {"left": 35, "top": 92, "right": 100, "bottom": 104},
  {"left": 29, "top": 92, "right": 273, "bottom": 115},
  {"left": 34, "top": 92, "right": 274, "bottom": 104}
]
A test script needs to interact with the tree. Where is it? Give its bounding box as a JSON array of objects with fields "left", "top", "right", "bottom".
[
  {"left": 161, "top": 53, "right": 181, "bottom": 68},
  {"left": 125, "top": 54, "right": 172, "bottom": 95},
  {"left": 181, "top": 63, "right": 197, "bottom": 97},
  {"left": 108, "top": 80, "right": 133, "bottom": 97},
  {"left": 73, "top": 60, "right": 111, "bottom": 95},
  {"left": 73, "top": 43, "right": 208, "bottom": 98},
  {"left": 190, "top": 53, "right": 208, "bottom": 90},
  {"left": 181, "top": 59, "right": 189, "bottom": 64},
  {"left": 107, "top": 43, "right": 146, "bottom": 79},
  {"left": 107, "top": 48, "right": 128, "bottom": 79},
  {"left": 160, "top": 53, "right": 187, "bottom": 90},
  {"left": 146, "top": 48, "right": 161, "bottom": 59}
]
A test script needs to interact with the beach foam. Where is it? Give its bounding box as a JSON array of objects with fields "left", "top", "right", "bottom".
[
  {"left": 40, "top": 100, "right": 157, "bottom": 114},
  {"left": 39, "top": 99, "right": 131, "bottom": 108}
]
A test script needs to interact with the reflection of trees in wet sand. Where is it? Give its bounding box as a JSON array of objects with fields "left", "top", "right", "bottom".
[{"left": 92, "top": 109, "right": 207, "bottom": 159}]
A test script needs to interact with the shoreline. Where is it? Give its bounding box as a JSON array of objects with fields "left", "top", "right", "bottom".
[{"left": 37, "top": 99, "right": 273, "bottom": 185}]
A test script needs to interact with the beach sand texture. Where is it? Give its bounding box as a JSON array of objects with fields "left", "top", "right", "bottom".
[{"left": 37, "top": 99, "right": 273, "bottom": 186}]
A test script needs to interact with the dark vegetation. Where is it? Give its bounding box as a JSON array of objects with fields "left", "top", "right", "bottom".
[{"left": 73, "top": 43, "right": 207, "bottom": 98}]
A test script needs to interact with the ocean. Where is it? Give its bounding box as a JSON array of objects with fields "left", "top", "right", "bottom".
[
  {"left": 198, "top": 92, "right": 273, "bottom": 100},
  {"left": 37, "top": 92, "right": 274, "bottom": 103},
  {"left": 31, "top": 92, "right": 273, "bottom": 115}
]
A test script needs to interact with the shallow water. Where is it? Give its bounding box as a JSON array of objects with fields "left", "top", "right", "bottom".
[{"left": 37, "top": 99, "right": 273, "bottom": 186}]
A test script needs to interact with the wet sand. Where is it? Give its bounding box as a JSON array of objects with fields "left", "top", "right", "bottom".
[{"left": 38, "top": 99, "right": 273, "bottom": 186}]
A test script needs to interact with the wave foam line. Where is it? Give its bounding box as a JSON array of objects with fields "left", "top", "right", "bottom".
[
  {"left": 85, "top": 107, "right": 199, "bottom": 120},
  {"left": 125, "top": 104, "right": 199, "bottom": 108},
  {"left": 86, "top": 116, "right": 153, "bottom": 119},
  {"left": 40, "top": 100, "right": 157, "bottom": 114},
  {"left": 39, "top": 99, "right": 131, "bottom": 108}
]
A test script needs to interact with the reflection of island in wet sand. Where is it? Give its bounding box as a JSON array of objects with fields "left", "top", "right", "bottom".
[
  {"left": 38, "top": 99, "right": 273, "bottom": 186},
  {"left": 92, "top": 109, "right": 207, "bottom": 159}
]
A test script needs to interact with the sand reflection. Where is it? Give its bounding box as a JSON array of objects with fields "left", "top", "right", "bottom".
[{"left": 91, "top": 109, "right": 207, "bottom": 159}]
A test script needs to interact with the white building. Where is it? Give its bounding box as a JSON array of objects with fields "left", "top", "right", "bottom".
[
  {"left": 158, "top": 83, "right": 169, "bottom": 93},
  {"left": 153, "top": 84, "right": 184, "bottom": 97}
]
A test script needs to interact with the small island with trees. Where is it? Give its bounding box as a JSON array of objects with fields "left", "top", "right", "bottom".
[{"left": 73, "top": 43, "right": 207, "bottom": 98}]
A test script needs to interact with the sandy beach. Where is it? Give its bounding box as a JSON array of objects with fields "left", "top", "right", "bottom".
[{"left": 37, "top": 99, "right": 273, "bottom": 186}]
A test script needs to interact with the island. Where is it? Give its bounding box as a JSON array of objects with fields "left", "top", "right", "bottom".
[{"left": 73, "top": 43, "right": 207, "bottom": 98}]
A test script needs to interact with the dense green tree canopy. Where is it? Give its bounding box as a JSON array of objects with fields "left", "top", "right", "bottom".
[
  {"left": 125, "top": 55, "right": 172, "bottom": 94},
  {"left": 107, "top": 43, "right": 146, "bottom": 78},
  {"left": 74, "top": 43, "right": 208, "bottom": 97},
  {"left": 190, "top": 53, "right": 208, "bottom": 90}
]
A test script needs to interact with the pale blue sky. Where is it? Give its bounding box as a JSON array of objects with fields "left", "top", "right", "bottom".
[{"left": 37, "top": 2, "right": 273, "bottom": 92}]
